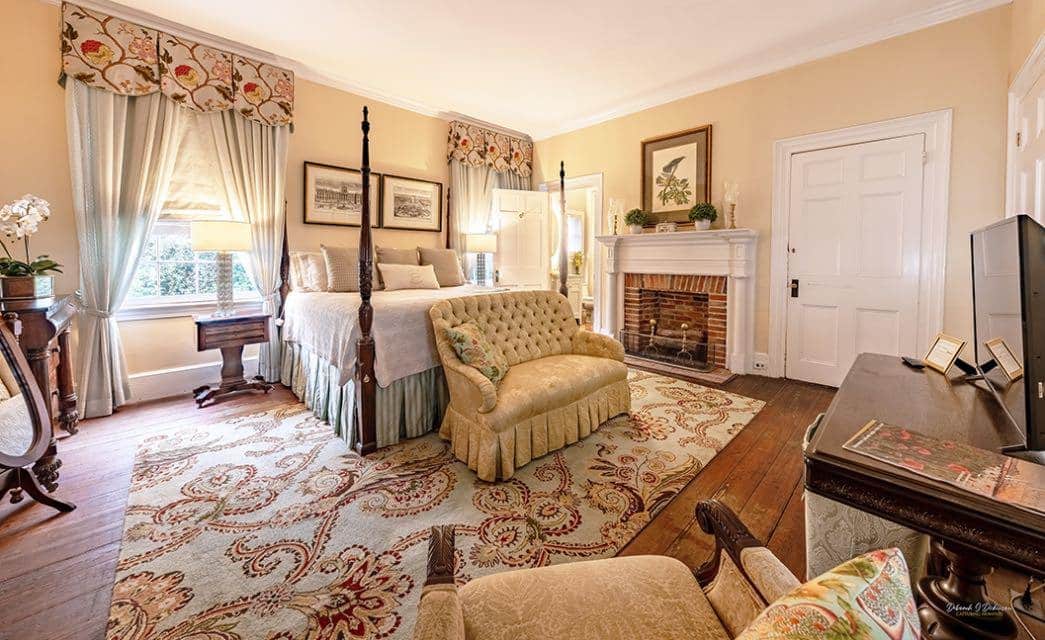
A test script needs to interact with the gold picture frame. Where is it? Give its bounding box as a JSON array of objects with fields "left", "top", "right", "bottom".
[
  {"left": 923, "top": 333, "right": 966, "bottom": 374},
  {"left": 985, "top": 337, "right": 1024, "bottom": 381},
  {"left": 641, "top": 125, "right": 712, "bottom": 223}
]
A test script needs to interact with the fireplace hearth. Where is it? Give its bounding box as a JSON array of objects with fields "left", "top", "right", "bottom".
[{"left": 621, "top": 273, "right": 727, "bottom": 373}]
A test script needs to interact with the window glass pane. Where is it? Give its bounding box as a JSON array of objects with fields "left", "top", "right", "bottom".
[
  {"left": 129, "top": 264, "right": 158, "bottom": 298},
  {"left": 159, "top": 262, "right": 197, "bottom": 296},
  {"left": 198, "top": 262, "right": 216, "bottom": 294},
  {"left": 232, "top": 259, "right": 253, "bottom": 292}
]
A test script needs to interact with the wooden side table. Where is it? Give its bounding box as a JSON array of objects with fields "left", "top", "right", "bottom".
[{"left": 193, "top": 314, "right": 273, "bottom": 408}]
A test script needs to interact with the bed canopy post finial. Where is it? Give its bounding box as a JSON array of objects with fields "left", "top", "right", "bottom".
[
  {"left": 558, "top": 161, "right": 568, "bottom": 298},
  {"left": 355, "top": 105, "right": 378, "bottom": 456}
]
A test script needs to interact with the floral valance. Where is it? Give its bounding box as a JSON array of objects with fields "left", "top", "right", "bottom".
[
  {"left": 60, "top": 2, "right": 294, "bottom": 127},
  {"left": 447, "top": 120, "right": 533, "bottom": 178}
]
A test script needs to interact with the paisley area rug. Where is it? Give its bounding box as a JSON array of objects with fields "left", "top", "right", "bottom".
[{"left": 107, "top": 369, "right": 764, "bottom": 640}]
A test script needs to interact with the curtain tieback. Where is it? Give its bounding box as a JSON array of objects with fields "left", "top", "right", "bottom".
[
  {"left": 71, "top": 293, "right": 114, "bottom": 319},
  {"left": 81, "top": 308, "right": 114, "bottom": 319}
]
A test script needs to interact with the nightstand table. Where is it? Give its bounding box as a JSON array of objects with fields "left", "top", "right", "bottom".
[{"left": 193, "top": 313, "right": 273, "bottom": 408}]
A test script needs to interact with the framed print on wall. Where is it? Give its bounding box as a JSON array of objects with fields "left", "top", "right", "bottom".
[
  {"left": 380, "top": 175, "right": 443, "bottom": 232},
  {"left": 303, "top": 161, "right": 381, "bottom": 227},
  {"left": 641, "top": 125, "right": 712, "bottom": 223}
]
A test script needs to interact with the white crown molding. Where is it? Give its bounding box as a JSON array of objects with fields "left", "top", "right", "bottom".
[{"left": 531, "top": 0, "right": 1009, "bottom": 140}]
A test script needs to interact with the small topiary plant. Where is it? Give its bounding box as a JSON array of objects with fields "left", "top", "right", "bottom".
[
  {"left": 688, "top": 202, "right": 718, "bottom": 222},
  {"left": 624, "top": 208, "right": 649, "bottom": 226}
]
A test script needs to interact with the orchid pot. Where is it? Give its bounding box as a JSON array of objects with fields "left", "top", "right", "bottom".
[{"left": 0, "top": 195, "right": 62, "bottom": 299}]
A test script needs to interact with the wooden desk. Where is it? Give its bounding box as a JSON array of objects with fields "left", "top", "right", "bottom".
[
  {"left": 0, "top": 296, "right": 78, "bottom": 435},
  {"left": 805, "top": 353, "right": 1044, "bottom": 640}
]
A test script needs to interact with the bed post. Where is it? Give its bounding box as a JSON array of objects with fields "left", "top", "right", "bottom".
[
  {"left": 558, "top": 161, "right": 568, "bottom": 297},
  {"left": 277, "top": 210, "right": 290, "bottom": 324},
  {"left": 355, "top": 106, "right": 378, "bottom": 456},
  {"left": 445, "top": 186, "right": 452, "bottom": 250}
]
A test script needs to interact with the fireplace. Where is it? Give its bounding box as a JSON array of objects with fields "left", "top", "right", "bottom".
[
  {"left": 595, "top": 228, "right": 757, "bottom": 376},
  {"left": 622, "top": 274, "right": 727, "bottom": 371}
]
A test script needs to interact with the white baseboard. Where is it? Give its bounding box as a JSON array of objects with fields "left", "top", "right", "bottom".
[{"left": 128, "top": 357, "right": 260, "bottom": 403}]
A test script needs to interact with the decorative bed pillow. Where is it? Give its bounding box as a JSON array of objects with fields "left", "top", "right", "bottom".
[
  {"left": 321, "top": 245, "right": 377, "bottom": 292},
  {"left": 378, "top": 263, "right": 441, "bottom": 291},
  {"left": 444, "top": 322, "right": 509, "bottom": 384},
  {"left": 375, "top": 246, "right": 419, "bottom": 287},
  {"left": 419, "top": 247, "right": 465, "bottom": 287},
  {"left": 289, "top": 251, "right": 328, "bottom": 292},
  {"left": 736, "top": 548, "right": 920, "bottom": 640}
]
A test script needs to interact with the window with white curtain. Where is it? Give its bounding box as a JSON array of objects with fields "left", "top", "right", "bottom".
[{"left": 123, "top": 111, "right": 257, "bottom": 315}]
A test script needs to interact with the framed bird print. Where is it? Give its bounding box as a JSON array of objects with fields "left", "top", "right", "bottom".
[{"left": 641, "top": 125, "right": 712, "bottom": 223}]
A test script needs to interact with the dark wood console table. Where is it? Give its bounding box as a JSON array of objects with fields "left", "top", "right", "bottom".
[
  {"left": 805, "top": 353, "right": 1043, "bottom": 640},
  {"left": 0, "top": 296, "right": 78, "bottom": 435}
]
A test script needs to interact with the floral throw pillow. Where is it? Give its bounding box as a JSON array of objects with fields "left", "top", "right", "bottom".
[
  {"left": 736, "top": 548, "right": 920, "bottom": 640},
  {"left": 445, "top": 323, "right": 509, "bottom": 384}
]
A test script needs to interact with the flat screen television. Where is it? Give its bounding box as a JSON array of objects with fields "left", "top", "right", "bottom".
[{"left": 970, "top": 214, "right": 1044, "bottom": 452}]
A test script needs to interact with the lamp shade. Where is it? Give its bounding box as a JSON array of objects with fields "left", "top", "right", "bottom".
[
  {"left": 190, "top": 220, "right": 252, "bottom": 252},
  {"left": 465, "top": 233, "right": 497, "bottom": 253}
]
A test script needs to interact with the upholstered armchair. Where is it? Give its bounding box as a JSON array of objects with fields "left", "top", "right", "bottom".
[
  {"left": 413, "top": 500, "right": 804, "bottom": 640},
  {"left": 429, "top": 291, "right": 630, "bottom": 481}
]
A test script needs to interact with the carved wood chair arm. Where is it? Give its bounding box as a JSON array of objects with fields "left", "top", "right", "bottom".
[
  {"left": 425, "top": 525, "right": 457, "bottom": 587},
  {"left": 692, "top": 499, "right": 765, "bottom": 586}
]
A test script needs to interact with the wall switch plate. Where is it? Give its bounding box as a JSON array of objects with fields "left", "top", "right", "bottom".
[{"left": 752, "top": 353, "right": 768, "bottom": 372}]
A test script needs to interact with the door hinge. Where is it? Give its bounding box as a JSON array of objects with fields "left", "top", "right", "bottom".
[{"left": 1016, "top": 131, "right": 1023, "bottom": 149}]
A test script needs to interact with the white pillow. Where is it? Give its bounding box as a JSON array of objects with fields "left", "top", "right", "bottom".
[
  {"left": 290, "top": 251, "right": 328, "bottom": 292},
  {"left": 377, "top": 263, "right": 440, "bottom": 291}
]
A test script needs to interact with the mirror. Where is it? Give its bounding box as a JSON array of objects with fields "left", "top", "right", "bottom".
[
  {"left": 0, "top": 344, "right": 33, "bottom": 457},
  {"left": 0, "top": 314, "right": 75, "bottom": 512}
]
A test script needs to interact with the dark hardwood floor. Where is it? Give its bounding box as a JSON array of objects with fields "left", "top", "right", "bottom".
[{"left": 0, "top": 374, "right": 1039, "bottom": 639}]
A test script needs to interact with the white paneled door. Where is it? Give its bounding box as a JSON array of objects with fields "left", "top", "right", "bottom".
[
  {"left": 1008, "top": 52, "right": 1045, "bottom": 223},
  {"left": 785, "top": 135, "right": 925, "bottom": 386},
  {"left": 492, "top": 189, "right": 547, "bottom": 287}
]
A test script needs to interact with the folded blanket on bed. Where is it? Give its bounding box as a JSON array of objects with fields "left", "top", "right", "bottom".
[{"left": 282, "top": 285, "right": 489, "bottom": 387}]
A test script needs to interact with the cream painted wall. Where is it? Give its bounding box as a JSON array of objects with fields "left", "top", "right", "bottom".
[
  {"left": 1009, "top": 0, "right": 1045, "bottom": 79},
  {"left": 0, "top": 0, "right": 449, "bottom": 376},
  {"left": 535, "top": 6, "right": 1012, "bottom": 359}
]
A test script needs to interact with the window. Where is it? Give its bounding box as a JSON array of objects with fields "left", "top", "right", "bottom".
[{"left": 123, "top": 111, "right": 258, "bottom": 316}]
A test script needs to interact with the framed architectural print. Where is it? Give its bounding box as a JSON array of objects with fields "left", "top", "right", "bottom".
[
  {"left": 985, "top": 337, "right": 1024, "bottom": 381},
  {"left": 303, "top": 161, "right": 381, "bottom": 227},
  {"left": 641, "top": 125, "right": 712, "bottom": 222},
  {"left": 380, "top": 175, "right": 443, "bottom": 232},
  {"left": 923, "top": 333, "right": 967, "bottom": 374}
]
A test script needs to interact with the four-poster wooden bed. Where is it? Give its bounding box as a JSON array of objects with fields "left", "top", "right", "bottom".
[{"left": 278, "top": 107, "right": 570, "bottom": 455}]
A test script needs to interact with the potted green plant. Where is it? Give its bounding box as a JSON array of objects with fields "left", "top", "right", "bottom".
[
  {"left": 624, "top": 209, "right": 648, "bottom": 235},
  {"left": 0, "top": 195, "right": 61, "bottom": 299},
  {"left": 689, "top": 202, "right": 717, "bottom": 231}
]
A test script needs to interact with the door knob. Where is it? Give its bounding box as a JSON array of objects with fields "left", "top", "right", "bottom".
[{"left": 790, "top": 279, "right": 800, "bottom": 297}]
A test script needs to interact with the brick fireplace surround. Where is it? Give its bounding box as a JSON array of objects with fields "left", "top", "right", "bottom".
[{"left": 623, "top": 274, "right": 728, "bottom": 368}]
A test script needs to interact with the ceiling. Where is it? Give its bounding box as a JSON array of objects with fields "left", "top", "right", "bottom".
[{"left": 101, "top": 0, "right": 1006, "bottom": 139}]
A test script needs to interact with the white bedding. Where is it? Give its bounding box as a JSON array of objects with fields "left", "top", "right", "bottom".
[{"left": 281, "top": 284, "right": 490, "bottom": 387}]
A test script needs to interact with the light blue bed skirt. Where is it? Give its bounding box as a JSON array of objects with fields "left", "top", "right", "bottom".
[{"left": 280, "top": 342, "right": 449, "bottom": 449}]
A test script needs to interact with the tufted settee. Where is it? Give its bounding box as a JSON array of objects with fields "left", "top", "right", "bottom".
[{"left": 429, "top": 290, "right": 630, "bottom": 481}]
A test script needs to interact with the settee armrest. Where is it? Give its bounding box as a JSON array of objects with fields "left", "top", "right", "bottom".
[
  {"left": 414, "top": 526, "right": 464, "bottom": 640},
  {"left": 572, "top": 330, "right": 625, "bottom": 361},
  {"left": 442, "top": 357, "right": 498, "bottom": 414},
  {"left": 692, "top": 500, "right": 800, "bottom": 600}
]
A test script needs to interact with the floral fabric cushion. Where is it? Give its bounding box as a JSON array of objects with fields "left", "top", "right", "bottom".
[
  {"left": 445, "top": 323, "right": 509, "bottom": 384},
  {"left": 736, "top": 548, "right": 920, "bottom": 640}
]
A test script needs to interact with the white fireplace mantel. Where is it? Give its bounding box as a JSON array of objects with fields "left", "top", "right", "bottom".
[{"left": 595, "top": 229, "right": 758, "bottom": 374}]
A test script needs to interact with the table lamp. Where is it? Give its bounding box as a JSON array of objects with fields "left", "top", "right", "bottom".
[
  {"left": 191, "top": 220, "right": 252, "bottom": 317},
  {"left": 465, "top": 233, "right": 497, "bottom": 286}
]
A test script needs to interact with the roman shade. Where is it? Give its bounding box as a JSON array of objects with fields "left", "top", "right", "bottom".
[{"left": 60, "top": 2, "right": 294, "bottom": 127}]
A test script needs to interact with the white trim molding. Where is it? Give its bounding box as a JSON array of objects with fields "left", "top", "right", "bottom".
[
  {"left": 596, "top": 228, "right": 758, "bottom": 374},
  {"left": 1005, "top": 33, "right": 1045, "bottom": 218},
  {"left": 128, "top": 356, "right": 260, "bottom": 404},
  {"left": 767, "top": 109, "right": 952, "bottom": 379}
]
